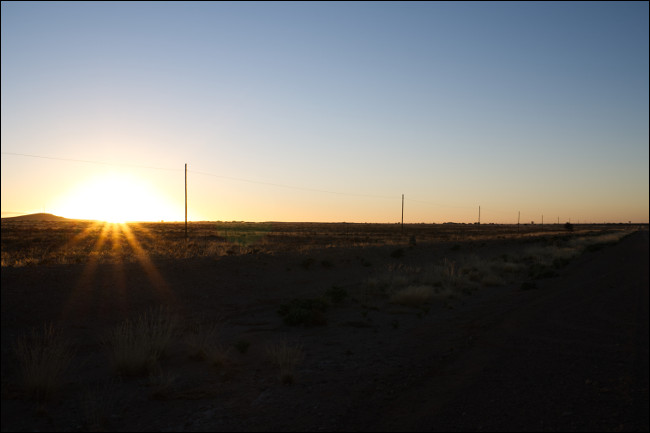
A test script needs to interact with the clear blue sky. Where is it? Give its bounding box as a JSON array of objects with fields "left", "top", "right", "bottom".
[{"left": 2, "top": 1, "right": 648, "bottom": 223}]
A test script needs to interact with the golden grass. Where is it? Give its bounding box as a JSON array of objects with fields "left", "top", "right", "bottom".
[
  {"left": 13, "top": 324, "right": 74, "bottom": 401},
  {"left": 105, "top": 307, "right": 177, "bottom": 376},
  {"left": 3, "top": 220, "right": 631, "bottom": 267}
]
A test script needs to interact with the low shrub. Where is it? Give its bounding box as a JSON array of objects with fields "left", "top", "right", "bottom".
[
  {"left": 105, "top": 307, "right": 177, "bottom": 376},
  {"left": 266, "top": 340, "right": 305, "bottom": 384},
  {"left": 13, "top": 324, "right": 74, "bottom": 401}
]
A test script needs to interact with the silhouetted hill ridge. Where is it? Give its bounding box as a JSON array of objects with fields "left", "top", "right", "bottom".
[{"left": 1, "top": 213, "right": 69, "bottom": 221}]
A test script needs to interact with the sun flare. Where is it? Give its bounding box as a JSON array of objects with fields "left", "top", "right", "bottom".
[{"left": 53, "top": 172, "right": 180, "bottom": 223}]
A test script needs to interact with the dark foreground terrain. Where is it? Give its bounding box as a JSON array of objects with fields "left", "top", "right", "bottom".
[{"left": 1, "top": 225, "right": 648, "bottom": 431}]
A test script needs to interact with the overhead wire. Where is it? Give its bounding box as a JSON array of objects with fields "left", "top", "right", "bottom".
[{"left": 2, "top": 151, "right": 491, "bottom": 210}]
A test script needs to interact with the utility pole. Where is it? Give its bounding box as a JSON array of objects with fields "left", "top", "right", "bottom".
[
  {"left": 185, "top": 163, "right": 188, "bottom": 241},
  {"left": 478, "top": 205, "right": 481, "bottom": 225},
  {"left": 518, "top": 211, "right": 520, "bottom": 233},
  {"left": 401, "top": 194, "right": 404, "bottom": 232}
]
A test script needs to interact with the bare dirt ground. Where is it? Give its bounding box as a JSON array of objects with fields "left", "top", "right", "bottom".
[{"left": 1, "top": 228, "right": 648, "bottom": 432}]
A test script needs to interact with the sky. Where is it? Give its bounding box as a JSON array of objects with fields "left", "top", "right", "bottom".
[{"left": 1, "top": 1, "right": 648, "bottom": 223}]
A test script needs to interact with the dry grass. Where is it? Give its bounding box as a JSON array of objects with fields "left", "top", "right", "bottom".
[
  {"left": 13, "top": 324, "right": 74, "bottom": 401},
  {"left": 147, "top": 367, "right": 177, "bottom": 400},
  {"left": 390, "top": 285, "right": 435, "bottom": 306},
  {"left": 186, "top": 321, "right": 221, "bottom": 361},
  {"left": 568, "top": 231, "right": 629, "bottom": 249},
  {"left": 185, "top": 317, "right": 233, "bottom": 368},
  {"left": 266, "top": 340, "right": 305, "bottom": 384},
  {"left": 105, "top": 306, "right": 177, "bottom": 376},
  {"left": 3, "top": 220, "right": 630, "bottom": 267}
]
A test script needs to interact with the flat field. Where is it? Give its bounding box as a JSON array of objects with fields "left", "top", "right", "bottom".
[{"left": 1, "top": 221, "right": 648, "bottom": 431}]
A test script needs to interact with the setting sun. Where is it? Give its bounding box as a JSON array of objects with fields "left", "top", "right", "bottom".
[{"left": 52, "top": 172, "right": 180, "bottom": 222}]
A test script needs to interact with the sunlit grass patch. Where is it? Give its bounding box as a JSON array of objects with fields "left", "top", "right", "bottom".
[
  {"left": 568, "top": 231, "right": 629, "bottom": 251},
  {"left": 105, "top": 306, "right": 177, "bottom": 376},
  {"left": 522, "top": 245, "right": 578, "bottom": 267},
  {"left": 13, "top": 324, "right": 74, "bottom": 401}
]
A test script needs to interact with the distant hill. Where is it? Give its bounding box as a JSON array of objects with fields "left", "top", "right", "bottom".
[{"left": 1, "top": 213, "right": 70, "bottom": 222}]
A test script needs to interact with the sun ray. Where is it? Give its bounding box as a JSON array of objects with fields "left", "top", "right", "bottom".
[
  {"left": 57, "top": 221, "right": 106, "bottom": 253},
  {"left": 59, "top": 221, "right": 178, "bottom": 322},
  {"left": 60, "top": 222, "right": 113, "bottom": 321},
  {"left": 120, "top": 223, "right": 177, "bottom": 304}
]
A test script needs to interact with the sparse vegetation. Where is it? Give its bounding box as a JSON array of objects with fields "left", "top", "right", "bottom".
[
  {"left": 186, "top": 322, "right": 222, "bottom": 361},
  {"left": 1, "top": 219, "right": 639, "bottom": 431},
  {"left": 1, "top": 220, "right": 632, "bottom": 267},
  {"left": 265, "top": 340, "right": 305, "bottom": 384},
  {"left": 105, "top": 307, "right": 177, "bottom": 376},
  {"left": 13, "top": 324, "right": 74, "bottom": 401},
  {"left": 278, "top": 298, "right": 329, "bottom": 326},
  {"left": 390, "top": 285, "right": 435, "bottom": 307}
]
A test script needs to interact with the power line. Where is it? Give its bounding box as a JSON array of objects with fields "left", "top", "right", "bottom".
[
  {"left": 3, "top": 151, "right": 499, "bottom": 210},
  {"left": 2, "top": 151, "right": 396, "bottom": 200},
  {"left": 187, "top": 169, "right": 398, "bottom": 201},
  {"left": 1, "top": 152, "right": 182, "bottom": 172},
  {"left": 406, "top": 197, "right": 474, "bottom": 209}
]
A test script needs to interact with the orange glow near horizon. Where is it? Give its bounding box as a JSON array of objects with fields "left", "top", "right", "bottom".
[{"left": 51, "top": 172, "right": 181, "bottom": 223}]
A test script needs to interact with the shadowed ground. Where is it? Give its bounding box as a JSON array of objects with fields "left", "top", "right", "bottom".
[
  {"left": 354, "top": 230, "right": 649, "bottom": 432},
  {"left": 1, "top": 229, "right": 647, "bottom": 431}
]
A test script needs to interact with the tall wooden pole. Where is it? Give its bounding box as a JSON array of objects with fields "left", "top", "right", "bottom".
[
  {"left": 185, "top": 163, "right": 188, "bottom": 240},
  {"left": 401, "top": 194, "right": 404, "bottom": 232},
  {"left": 518, "top": 211, "right": 520, "bottom": 233},
  {"left": 478, "top": 205, "right": 481, "bottom": 225}
]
